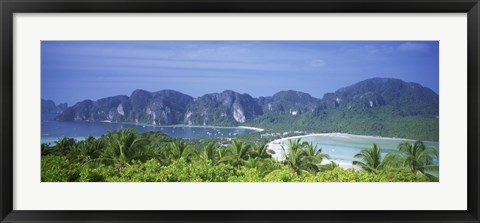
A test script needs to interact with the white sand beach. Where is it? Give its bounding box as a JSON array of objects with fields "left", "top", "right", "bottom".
[
  {"left": 99, "top": 121, "right": 264, "bottom": 132},
  {"left": 267, "top": 133, "right": 349, "bottom": 161},
  {"left": 238, "top": 126, "right": 265, "bottom": 131},
  {"left": 266, "top": 135, "right": 354, "bottom": 169},
  {"left": 162, "top": 124, "right": 264, "bottom": 132},
  {"left": 266, "top": 132, "right": 422, "bottom": 169}
]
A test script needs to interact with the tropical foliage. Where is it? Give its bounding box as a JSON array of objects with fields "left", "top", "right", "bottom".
[
  {"left": 281, "top": 139, "right": 330, "bottom": 174},
  {"left": 396, "top": 141, "right": 439, "bottom": 180},
  {"left": 352, "top": 141, "right": 438, "bottom": 180},
  {"left": 41, "top": 128, "right": 438, "bottom": 182},
  {"left": 352, "top": 144, "right": 393, "bottom": 173}
]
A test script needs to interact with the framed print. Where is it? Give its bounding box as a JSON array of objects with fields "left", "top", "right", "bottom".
[{"left": 1, "top": 0, "right": 479, "bottom": 222}]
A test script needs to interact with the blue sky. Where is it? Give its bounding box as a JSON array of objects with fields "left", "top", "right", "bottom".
[{"left": 42, "top": 41, "right": 439, "bottom": 105}]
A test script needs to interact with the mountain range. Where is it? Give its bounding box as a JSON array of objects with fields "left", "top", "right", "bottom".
[{"left": 43, "top": 78, "right": 439, "bottom": 141}]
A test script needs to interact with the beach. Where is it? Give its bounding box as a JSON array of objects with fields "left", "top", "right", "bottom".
[
  {"left": 265, "top": 132, "right": 433, "bottom": 169},
  {"left": 267, "top": 133, "right": 353, "bottom": 160},
  {"left": 238, "top": 126, "right": 265, "bottom": 131},
  {"left": 98, "top": 121, "right": 265, "bottom": 132}
]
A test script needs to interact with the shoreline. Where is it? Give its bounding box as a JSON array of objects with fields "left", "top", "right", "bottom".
[
  {"left": 82, "top": 120, "right": 264, "bottom": 132},
  {"left": 266, "top": 132, "right": 438, "bottom": 166},
  {"left": 268, "top": 132, "right": 436, "bottom": 145},
  {"left": 41, "top": 121, "right": 264, "bottom": 144}
]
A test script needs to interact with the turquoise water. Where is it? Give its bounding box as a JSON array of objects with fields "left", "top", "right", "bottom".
[
  {"left": 276, "top": 134, "right": 439, "bottom": 169},
  {"left": 41, "top": 114, "right": 260, "bottom": 144}
]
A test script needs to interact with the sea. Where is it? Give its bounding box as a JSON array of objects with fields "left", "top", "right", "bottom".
[
  {"left": 41, "top": 114, "right": 260, "bottom": 144},
  {"left": 42, "top": 114, "right": 439, "bottom": 175},
  {"left": 271, "top": 134, "right": 439, "bottom": 171}
]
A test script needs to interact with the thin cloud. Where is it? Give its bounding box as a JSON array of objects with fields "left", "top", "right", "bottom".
[
  {"left": 397, "top": 42, "right": 431, "bottom": 53},
  {"left": 41, "top": 41, "right": 439, "bottom": 105},
  {"left": 309, "top": 59, "right": 326, "bottom": 68}
]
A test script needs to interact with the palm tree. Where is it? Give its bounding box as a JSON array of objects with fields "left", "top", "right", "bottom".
[
  {"left": 302, "top": 142, "right": 330, "bottom": 173},
  {"left": 397, "top": 140, "right": 439, "bottom": 176},
  {"left": 55, "top": 137, "right": 76, "bottom": 155},
  {"left": 250, "top": 143, "right": 271, "bottom": 159},
  {"left": 168, "top": 141, "right": 194, "bottom": 161},
  {"left": 100, "top": 129, "right": 147, "bottom": 168},
  {"left": 220, "top": 140, "right": 250, "bottom": 167},
  {"left": 352, "top": 144, "right": 391, "bottom": 173},
  {"left": 260, "top": 157, "right": 284, "bottom": 173},
  {"left": 70, "top": 136, "right": 102, "bottom": 162},
  {"left": 281, "top": 138, "right": 306, "bottom": 174},
  {"left": 320, "top": 161, "right": 340, "bottom": 171},
  {"left": 201, "top": 143, "right": 219, "bottom": 164},
  {"left": 41, "top": 143, "right": 54, "bottom": 156},
  {"left": 149, "top": 144, "right": 170, "bottom": 165},
  {"left": 217, "top": 147, "right": 229, "bottom": 163},
  {"left": 245, "top": 156, "right": 260, "bottom": 169}
]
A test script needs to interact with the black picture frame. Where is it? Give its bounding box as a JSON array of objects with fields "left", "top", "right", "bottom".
[{"left": 1, "top": 0, "right": 479, "bottom": 222}]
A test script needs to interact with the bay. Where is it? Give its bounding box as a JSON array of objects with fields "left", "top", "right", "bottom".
[
  {"left": 41, "top": 114, "right": 260, "bottom": 144},
  {"left": 268, "top": 133, "right": 439, "bottom": 170}
]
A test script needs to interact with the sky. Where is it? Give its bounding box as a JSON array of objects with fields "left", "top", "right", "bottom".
[{"left": 41, "top": 41, "right": 439, "bottom": 106}]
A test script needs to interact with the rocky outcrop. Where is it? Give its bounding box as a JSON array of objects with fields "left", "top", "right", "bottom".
[
  {"left": 41, "top": 99, "right": 68, "bottom": 114},
  {"left": 318, "top": 78, "right": 439, "bottom": 116},
  {"left": 54, "top": 78, "right": 439, "bottom": 126},
  {"left": 185, "top": 90, "right": 263, "bottom": 125}
]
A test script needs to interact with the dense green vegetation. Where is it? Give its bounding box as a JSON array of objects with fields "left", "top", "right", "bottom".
[
  {"left": 246, "top": 106, "right": 439, "bottom": 141},
  {"left": 351, "top": 142, "right": 438, "bottom": 180},
  {"left": 41, "top": 129, "right": 438, "bottom": 182}
]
